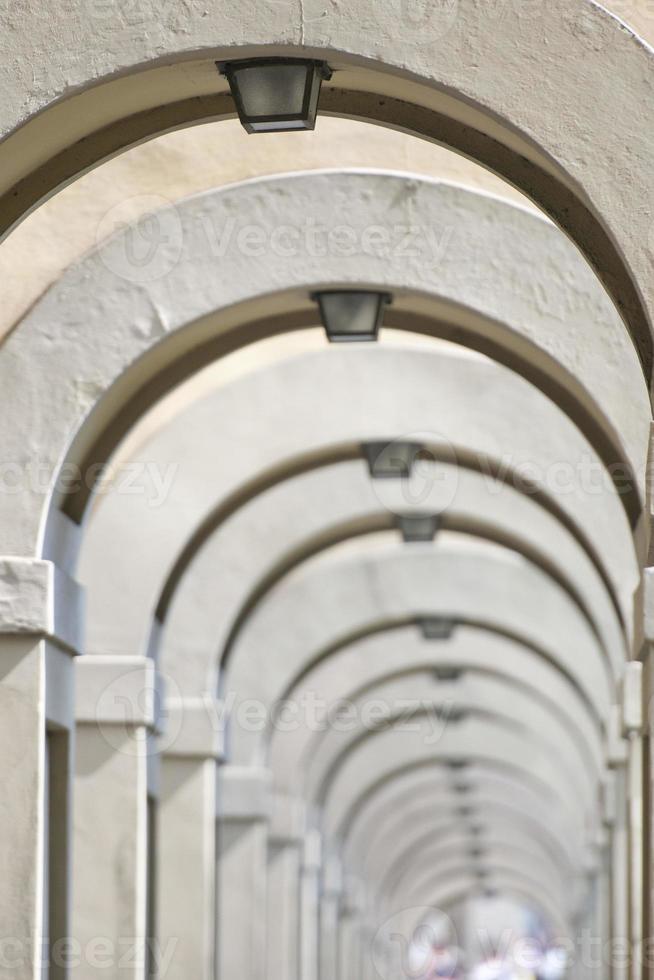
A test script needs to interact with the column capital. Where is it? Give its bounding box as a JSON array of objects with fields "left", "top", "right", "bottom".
[
  {"left": 643, "top": 566, "right": 654, "bottom": 645},
  {"left": 218, "top": 765, "right": 272, "bottom": 821},
  {"left": 75, "top": 654, "right": 162, "bottom": 730},
  {"left": 621, "top": 661, "right": 643, "bottom": 736},
  {"left": 0, "top": 557, "right": 83, "bottom": 654},
  {"left": 341, "top": 875, "right": 367, "bottom": 917},
  {"left": 322, "top": 853, "right": 343, "bottom": 898},
  {"left": 163, "top": 697, "right": 225, "bottom": 760},
  {"left": 270, "top": 792, "right": 307, "bottom": 844},
  {"left": 303, "top": 827, "right": 323, "bottom": 872},
  {"left": 607, "top": 704, "right": 629, "bottom": 768},
  {"left": 601, "top": 772, "right": 617, "bottom": 827}
]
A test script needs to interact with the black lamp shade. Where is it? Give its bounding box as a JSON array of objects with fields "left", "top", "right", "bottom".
[
  {"left": 433, "top": 665, "right": 464, "bottom": 683},
  {"left": 446, "top": 759, "right": 470, "bottom": 772},
  {"left": 314, "top": 290, "right": 391, "bottom": 343},
  {"left": 443, "top": 706, "right": 468, "bottom": 724},
  {"left": 363, "top": 440, "right": 422, "bottom": 479},
  {"left": 419, "top": 617, "right": 457, "bottom": 641},
  {"left": 398, "top": 513, "right": 441, "bottom": 543},
  {"left": 219, "top": 59, "right": 331, "bottom": 133}
]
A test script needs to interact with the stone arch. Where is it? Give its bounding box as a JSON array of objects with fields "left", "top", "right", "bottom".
[
  {"left": 314, "top": 719, "right": 593, "bottom": 933},
  {"left": 267, "top": 627, "right": 602, "bottom": 787},
  {"left": 356, "top": 794, "right": 575, "bottom": 889},
  {"left": 341, "top": 764, "right": 582, "bottom": 874},
  {"left": 319, "top": 716, "right": 589, "bottom": 854},
  {"left": 313, "top": 711, "right": 589, "bottom": 830},
  {"left": 387, "top": 848, "right": 565, "bottom": 918},
  {"left": 77, "top": 347, "right": 636, "bottom": 673},
  {"left": 291, "top": 666, "right": 600, "bottom": 802},
  {"left": 158, "top": 453, "right": 627, "bottom": 692},
  {"left": 0, "top": 173, "right": 646, "bottom": 565},
  {"left": 221, "top": 545, "right": 614, "bottom": 768},
  {"left": 2, "top": 1, "right": 654, "bottom": 385},
  {"left": 404, "top": 868, "right": 569, "bottom": 938}
]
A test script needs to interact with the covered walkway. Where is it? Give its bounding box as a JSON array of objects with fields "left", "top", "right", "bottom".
[{"left": 1, "top": 2, "right": 654, "bottom": 979}]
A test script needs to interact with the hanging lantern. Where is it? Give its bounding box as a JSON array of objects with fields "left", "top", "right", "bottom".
[
  {"left": 314, "top": 290, "right": 391, "bottom": 343},
  {"left": 219, "top": 58, "right": 332, "bottom": 133}
]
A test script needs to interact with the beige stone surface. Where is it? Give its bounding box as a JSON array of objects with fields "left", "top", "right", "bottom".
[
  {"left": 0, "top": 5, "right": 649, "bottom": 974},
  {"left": 0, "top": 0, "right": 650, "bottom": 344},
  {"left": 0, "top": 121, "right": 530, "bottom": 341}
]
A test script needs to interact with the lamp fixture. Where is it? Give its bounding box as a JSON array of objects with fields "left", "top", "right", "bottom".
[
  {"left": 218, "top": 58, "right": 332, "bottom": 133},
  {"left": 433, "top": 665, "right": 464, "bottom": 683},
  {"left": 363, "top": 440, "right": 422, "bottom": 480},
  {"left": 446, "top": 759, "right": 470, "bottom": 772},
  {"left": 314, "top": 290, "right": 392, "bottom": 343},
  {"left": 419, "top": 617, "right": 457, "bottom": 641},
  {"left": 442, "top": 706, "right": 468, "bottom": 724},
  {"left": 398, "top": 512, "right": 441, "bottom": 543}
]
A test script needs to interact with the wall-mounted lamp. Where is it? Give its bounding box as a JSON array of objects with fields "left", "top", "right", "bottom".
[
  {"left": 442, "top": 706, "right": 468, "bottom": 724},
  {"left": 433, "top": 665, "right": 464, "bottom": 683},
  {"left": 419, "top": 617, "right": 457, "bottom": 641},
  {"left": 363, "top": 440, "right": 422, "bottom": 479},
  {"left": 313, "top": 290, "right": 392, "bottom": 342},
  {"left": 446, "top": 759, "right": 470, "bottom": 773},
  {"left": 218, "top": 58, "right": 332, "bottom": 133},
  {"left": 398, "top": 512, "right": 441, "bottom": 543}
]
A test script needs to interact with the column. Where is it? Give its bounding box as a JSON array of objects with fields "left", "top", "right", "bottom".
[
  {"left": 73, "top": 655, "right": 161, "bottom": 980},
  {"left": 338, "top": 876, "right": 367, "bottom": 980},
  {"left": 267, "top": 794, "right": 306, "bottom": 980},
  {"left": 361, "top": 917, "right": 380, "bottom": 980},
  {"left": 641, "top": 570, "right": 654, "bottom": 980},
  {"left": 319, "top": 854, "right": 342, "bottom": 980},
  {"left": 158, "top": 698, "right": 222, "bottom": 980},
  {"left": 216, "top": 766, "right": 271, "bottom": 979},
  {"left": 621, "top": 662, "right": 644, "bottom": 980},
  {"left": 608, "top": 703, "right": 630, "bottom": 980},
  {"left": 602, "top": 774, "right": 618, "bottom": 980},
  {"left": 0, "top": 558, "right": 80, "bottom": 980},
  {"left": 300, "top": 829, "right": 322, "bottom": 980}
]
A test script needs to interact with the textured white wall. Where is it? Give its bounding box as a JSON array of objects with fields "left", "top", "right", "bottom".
[{"left": 0, "top": 0, "right": 650, "bottom": 343}]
